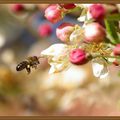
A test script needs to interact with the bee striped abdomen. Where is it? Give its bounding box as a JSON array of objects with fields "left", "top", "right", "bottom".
[{"left": 16, "top": 61, "right": 29, "bottom": 71}]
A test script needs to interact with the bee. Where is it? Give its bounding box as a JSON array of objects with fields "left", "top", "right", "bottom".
[{"left": 16, "top": 56, "right": 40, "bottom": 74}]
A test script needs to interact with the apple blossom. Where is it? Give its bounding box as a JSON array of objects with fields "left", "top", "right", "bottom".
[
  {"left": 56, "top": 22, "right": 75, "bottom": 42},
  {"left": 69, "top": 26, "right": 84, "bottom": 43},
  {"left": 38, "top": 24, "right": 52, "bottom": 37},
  {"left": 88, "top": 4, "right": 106, "bottom": 21},
  {"left": 11, "top": 4, "right": 25, "bottom": 13},
  {"left": 69, "top": 49, "right": 87, "bottom": 65},
  {"left": 44, "top": 4, "right": 63, "bottom": 23},
  {"left": 41, "top": 43, "right": 69, "bottom": 60},
  {"left": 41, "top": 44, "right": 69, "bottom": 73},
  {"left": 84, "top": 22, "right": 106, "bottom": 43}
]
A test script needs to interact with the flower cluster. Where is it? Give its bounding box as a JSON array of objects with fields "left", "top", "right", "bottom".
[
  {"left": 40, "top": 4, "right": 120, "bottom": 78},
  {"left": 11, "top": 4, "right": 120, "bottom": 77}
]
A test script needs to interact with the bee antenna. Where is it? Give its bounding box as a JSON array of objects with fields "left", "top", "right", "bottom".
[{"left": 37, "top": 55, "right": 44, "bottom": 59}]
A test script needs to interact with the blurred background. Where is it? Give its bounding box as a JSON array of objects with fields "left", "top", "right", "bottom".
[{"left": 0, "top": 4, "right": 120, "bottom": 116}]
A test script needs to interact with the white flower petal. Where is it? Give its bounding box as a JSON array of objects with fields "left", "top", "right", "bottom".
[
  {"left": 70, "top": 28, "right": 84, "bottom": 43},
  {"left": 87, "top": 11, "right": 93, "bottom": 20},
  {"left": 41, "top": 43, "right": 70, "bottom": 74},
  {"left": 108, "top": 58, "right": 116, "bottom": 63},
  {"left": 99, "top": 65, "right": 109, "bottom": 79},
  {"left": 92, "top": 62, "right": 104, "bottom": 77},
  {"left": 107, "top": 53, "right": 116, "bottom": 63},
  {"left": 92, "top": 59, "right": 109, "bottom": 79},
  {"left": 49, "top": 63, "right": 65, "bottom": 74},
  {"left": 77, "top": 16, "right": 86, "bottom": 22},
  {"left": 49, "top": 64, "right": 56, "bottom": 74},
  {"left": 41, "top": 43, "right": 68, "bottom": 58}
]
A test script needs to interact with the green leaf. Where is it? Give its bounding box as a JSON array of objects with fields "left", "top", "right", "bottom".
[
  {"left": 104, "top": 19, "right": 120, "bottom": 44},
  {"left": 106, "top": 14, "right": 120, "bottom": 21},
  {"left": 80, "top": 8, "right": 87, "bottom": 16}
]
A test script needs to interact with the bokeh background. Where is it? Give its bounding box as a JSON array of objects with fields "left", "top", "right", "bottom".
[{"left": 0, "top": 4, "right": 120, "bottom": 116}]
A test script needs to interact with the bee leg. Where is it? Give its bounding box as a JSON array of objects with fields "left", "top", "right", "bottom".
[
  {"left": 34, "top": 65, "right": 37, "bottom": 69},
  {"left": 32, "top": 65, "right": 37, "bottom": 69},
  {"left": 26, "top": 65, "right": 31, "bottom": 74}
]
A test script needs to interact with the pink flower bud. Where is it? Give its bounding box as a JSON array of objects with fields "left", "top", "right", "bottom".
[
  {"left": 113, "top": 44, "right": 120, "bottom": 56},
  {"left": 113, "top": 60, "right": 119, "bottom": 66},
  {"left": 69, "top": 49, "right": 87, "bottom": 65},
  {"left": 88, "top": 4, "right": 106, "bottom": 20},
  {"left": 56, "top": 22, "right": 75, "bottom": 42},
  {"left": 84, "top": 22, "right": 106, "bottom": 43},
  {"left": 59, "top": 4, "right": 76, "bottom": 9},
  {"left": 44, "top": 4, "right": 63, "bottom": 23},
  {"left": 38, "top": 24, "right": 52, "bottom": 37},
  {"left": 11, "top": 4, "right": 25, "bottom": 13}
]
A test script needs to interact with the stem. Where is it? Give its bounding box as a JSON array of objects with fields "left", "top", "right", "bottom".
[{"left": 94, "top": 55, "right": 120, "bottom": 59}]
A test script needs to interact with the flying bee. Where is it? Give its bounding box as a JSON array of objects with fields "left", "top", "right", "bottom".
[{"left": 16, "top": 56, "right": 40, "bottom": 74}]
